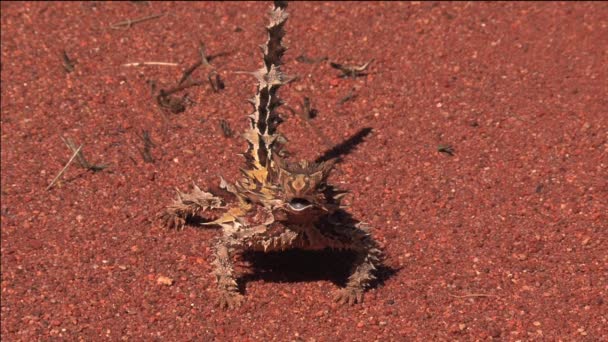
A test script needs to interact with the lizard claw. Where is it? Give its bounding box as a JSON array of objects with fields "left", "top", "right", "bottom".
[
  {"left": 333, "top": 287, "right": 364, "bottom": 305},
  {"left": 216, "top": 291, "right": 244, "bottom": 309},
  {"left": 158, "top": 210, "right": 186, "bottom": 230}
]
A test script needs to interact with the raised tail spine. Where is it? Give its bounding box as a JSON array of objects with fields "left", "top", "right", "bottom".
[{"left": 243, "top": 2, "right": 290, "bottom": 175}]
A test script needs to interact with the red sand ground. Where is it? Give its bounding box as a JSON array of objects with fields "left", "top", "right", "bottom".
[{"left": 1, "top": 2, "right": 607, "bottom": 340}]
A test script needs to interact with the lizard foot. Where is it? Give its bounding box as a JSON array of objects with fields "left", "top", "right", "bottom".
[
  {"left": 216, "top": 291, "right": 244, "bottom": 309},
  {"left": 333, "top": 287, "right": 364, "bottom": 305}
]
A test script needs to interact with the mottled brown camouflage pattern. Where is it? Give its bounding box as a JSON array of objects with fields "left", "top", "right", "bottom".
[{"left": 159, "top": 1, "right": 382, "bottom": 309}]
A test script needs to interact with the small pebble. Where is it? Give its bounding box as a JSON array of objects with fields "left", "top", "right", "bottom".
[{"left": 156, "top": 275, "right": 174, "bottom": 286}]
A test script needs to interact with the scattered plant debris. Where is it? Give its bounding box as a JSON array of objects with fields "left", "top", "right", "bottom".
[
  {"left": 136, "top": 130, "right": 155, "bottom": 163},
  {"left": 148, "top": 41, "right": 226, "bottom": 117},
  {"left": 46, "top": 144, "right": 82, "bottom": 190},
  {"left": 448, "top": 293, "right": 499, "bottom": 299},
  {"left": 156, "top": 91, "right": 187, "bottom": 114},
  {"left": 179, "top": 41, "right": 226, "bottom": 92},
  {"left": 177, "top": 42, "right": 208, "bottom": 86},
  {"left": 338, "top": 88, "right": 357, "bottom": 105},
  {"left": 122, "top": 61, "right": 179, "bottom": 67},
  {"left": 438, "top": 144, "right": 455, "bottom": 156},
  {"left": 208, "top": 70, "right": 225, "bottom": 92},
  {"left": 295, "top": 54, "right": 328, "bottom": 64},
  {"left": 110, "top": 12, "right": 165, "bottom": 30},
  {"left": 220, "top": 119, "right": 234, "bottom": 138},
  {"left": 301, "top": 97, "right": 318, "bottom": 119},
  {"left": 330, "top": 59, "right": 374, "bottom": 78},
  {"left": 152, "top": 80, "right": 202, "bottom": 114},
  {"left": 61, "top": 50, "right": 76, "bottom": 73},
  {"left": 46, "top": 138, "right": 107, "bottom": 190},
  {"left": 62, "top": 137, "right": 108, "bottom": 172},
  {"left": 284, "top": 97, "right": 331, "bottom": 148}
]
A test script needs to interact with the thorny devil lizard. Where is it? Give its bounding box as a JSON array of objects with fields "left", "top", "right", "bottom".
[{"left": 159, "top": 1, "right": 383, "bottom": 309}]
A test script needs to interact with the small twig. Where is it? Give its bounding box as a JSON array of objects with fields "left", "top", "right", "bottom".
[
  {"left": 110, "top": 12, "right": 165, "bottom": 30},
  {"left": 161, "top": 79, "right": 205, "bottom": 97},
  {"left": 198, "top": 41, "right": 211, "bottom": 67},
  {"left": 157, "top": 92, "right": 187, "bottom": 114},
  {"left": 153, "top": 78, "right": 203, "bottom": 114},
  {"left": 284, "top": 98, "right": 332, "bottom": 149},
  {"left": 151, "top": 41, "right": 221, "bottom": 117},
  {"left": 207, "top": 70, "right": 224, "bottom": 92},
  {"left": 146, "top": 80, "right": 171, "bottom": 125},
  {"left": 136, "top": 130, "right": 155, "bottom": 163},
  {"left": 46, "top": 145, "right": 82, "bottom": 190},
  {"left": 330, "top": 59, "right": 374, "bottom": 78},
  {"left": 302, "top": 97, "right": 318, "bottom": 119},
  {"left": 438, "top": 144, "right": 455, "bottom": 156},
  {"left": 178, "top": 60, "right": 203, "bottom": 86},
  {"left": 122, "top": 61, "right": 179, "bottom": 67},
  {"left": 61, "top": 50, "right": 76, "bottom": 73},
  {"left": 179, "top": 41, "right": 210, "bottom": 86},
  {"left": 338, "top": 88, "right": 357, "bottom": 105},
  {"left": 219, "top": 119, "right": 234, "bottom": 138},
  {"left": 448, "top": 293, "right": 499, "bottom": 298},
  {"left": 179, "top": 41, "right": 224, "bottom": 92},
  {"left": 62, "top": 137, "right": 90, "bottom": 169},
  {"left": 295, "top": 54, "right": 328, "bottom": 64},
  {"left": 62, "top": 137, "right": 107, "bottom": 172}
]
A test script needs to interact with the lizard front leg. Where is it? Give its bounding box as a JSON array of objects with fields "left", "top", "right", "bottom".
[
  {"left": 159, "top": 184, "right": 223, "bottom": 230},
  {"left": 334, "top": 238, "right": 382, "bottom": 305},
  {"left": 319, "top": 221, "right": 383, "bottom": 305},
  {"left": 211, "top": 235, "right": 244, "bottom": 309}
]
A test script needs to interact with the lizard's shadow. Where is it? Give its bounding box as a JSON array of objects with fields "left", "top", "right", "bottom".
[
  {"left": 315, "top": 127, "right": 373, "bottom": 163},
  {"left": 239, "top": 249, "right": 398, "bottom": 292}
]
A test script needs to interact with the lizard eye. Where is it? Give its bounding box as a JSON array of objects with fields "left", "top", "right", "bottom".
[{"left": 287, "top": 198, "right": 312, "bottom": 211}]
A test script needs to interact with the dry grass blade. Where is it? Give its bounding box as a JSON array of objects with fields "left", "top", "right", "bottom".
[
  {"left": 137, "top": 130, "right": 155, "bottom": 163},
  {"left": 155, "top": 80, "right": 203, "bottom": 114},
  {"left": 208, "top": 70, "right": 224, "bottom": 92},
  {"left": 179, "top": 41, "right": 224, "bottom": 92},
  {"left": 284, "top": 97, "right": 331, "bottom": 149},
  {"left": 110, "top": 12, "right": 165, "bottom": 30},
  {"left": 178, "top": 60, "right": 203, "bottom": 86},
  {"left": 338, "top": 88, "right": 357, "bottom": 105},
  {"left": 62, "top": 137, "right": 107, "bottom": 172},
  {"left": 46, "top": 144, "right": 82, "bottom": 190},
  {"left": 220, "top": 119, "right": 234, "bottom": 138},
  {"left": 295, "top": 54, "right": 328, "bottom": 64},
  {"left": 61, "top": 50, "right": 75, "bottom": 73},
  {"left": 198, "top": 41, "right": 211, "bottom": 67},
  {"left": 449, "top": 293, "right": 500, "bottom": 299},
  {"left": 302, "top": 97, "right": 318, "bottom": 119},
  {"left": 330, "top": 59, "right": 374, "bottom": 78},
  {"left": 122, "top": 61, "right": 179, "bottom": 67},
  {"left": 438, "top": 144, "right": 455, "bottom": 156}
]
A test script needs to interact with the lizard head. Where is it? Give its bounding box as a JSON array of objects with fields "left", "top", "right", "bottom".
[{"left": 272, "top": 157, "right": 336, "bottom": 214}]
